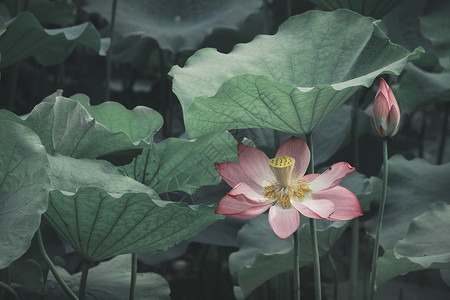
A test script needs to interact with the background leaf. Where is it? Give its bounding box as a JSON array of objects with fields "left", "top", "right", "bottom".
[
  {"left": 43, "top": 254, "right": 170, "bottom": 300},
  {"left": 123, "top": 131, "right": 238, "bottom": 194},
  {"left": 365, "top": 155, "right": 450, "bottom": 250},
  {"left": 0, "top": 120, "right": 50, "bottom": 268},
  {"left": 170, "top": 9, "right": 421, "bottom": 138},
  {"left": 83, "top": 0, "right": 262, "bottom": 53},
  {"left": 0, "top": 12, "right": 106, "bottom": 68},
  {"left": 308, "top": 0, "right": 403, "bottom": 18}
]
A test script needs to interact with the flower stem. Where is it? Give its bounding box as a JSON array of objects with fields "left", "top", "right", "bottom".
[
  {"left": 0, "top": 280, "right": 19, "bottom": 300},
  {"left": 368, "top": 138, "right": 389, "bottom": 300},
  {"left": 37, "top": 228, "right": 79, "bottom": 300},
  {"left": 105, "top": 0, "right": 118, "bottom": 100},
  {"left": 306, "top": 133, "right": 322, "bottom": 300},
  {"left": 437, "top": 102, "right": 449, "bottom": 165},
  {"left": 327, "top": 253, "right": 338, "bottom": 300},
  {"left": 350, "top": 95, "right": 360, "bottom": 300},
  {"left": 293, "top": 228, "right": 301, "bottom": 300},
  {"left": 129, "top": 253, "right": 138, "bottom": 300},
  {"left": 79, "top": 263, "right": 90, "bottom": 300}
]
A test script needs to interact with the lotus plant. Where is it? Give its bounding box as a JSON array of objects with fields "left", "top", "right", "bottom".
[{"left": 215, "top": 136, "right": 362, "bottom": 239}]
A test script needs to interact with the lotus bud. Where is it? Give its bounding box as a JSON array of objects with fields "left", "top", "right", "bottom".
[{"left": 371, "top": 78, "right": 400, "bottom": 138}]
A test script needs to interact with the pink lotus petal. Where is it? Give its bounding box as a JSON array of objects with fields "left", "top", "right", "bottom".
[
  {"left": 302, "top": 173, "right": 320, "bottom": 182},
  {"left": 228, "top": 205, "right": 272, "bottom": 220},
  {"left": 215, "top": 195, "right": 270, "bottom": 217},
  {"left": 311, "top": 186, "right": 362, "bottom": 220},
  {"left": 215, "top": 162, "right": 263, "bottom": 193},
  {"left": 291, "top": 198, "right": 335, "bottom": 219},
  {"left": 372, "top": 92, "right": 390, "bottom": 130},
  {"left": 238, "top": 142, "right": 274, "bottom": 186},
  {"left": 275, "top": 136, "right": 310, "bottom": 179},
  {"left": 387, "top": 104, "right": 400, "bottom": 136},
  {"left": 268, "top": 204, "right": 300, "bottom": 239},
  {"left": 308, "top": 162, "right": 355, "bottom": 192},
  {"left": 228, "top": 182, "right": 273, "bottom": 206}
]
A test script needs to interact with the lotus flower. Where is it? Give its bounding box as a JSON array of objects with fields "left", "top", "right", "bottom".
[
  {"left": 215, "top": 137, "right": 362, "bottom": 239},
  {"left": 371, "top": 77, "right": 401, "bottom": 138}
]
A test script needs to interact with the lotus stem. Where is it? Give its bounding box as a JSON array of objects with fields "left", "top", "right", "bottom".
[
  {"left": 437, "top": 102, "right": 449, "bottom": 165},
  {"left": 129, "top": 253, "right": 138, "bottom": 300},
  {"left": 79, "top": 263, "right": 90, "bottom": 300},
  {"left": 0, "top": 280, "right": 19, "bottom": 300},
  {"left": 37, "top": 228, "right": 79, "bottom": 300},
  {"left": 327, "top": 253, "right": 338, "bottom": 300},
  {"left": 293, "top": 228, "right": 301, "bottom": 300},
  {"left": 350, "top": 95, "right": 360, "bottom": 300},
  {"left": 368, "top": 138, "right": 389, "bottom": 300},
  {"left": 306, "top": 133, "right": 322, "bottom": 300},
  {"left": 105, "top": 0, "right": 118, "bottom": 100}
]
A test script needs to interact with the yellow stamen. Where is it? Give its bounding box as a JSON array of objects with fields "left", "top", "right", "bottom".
[
  {"left": 268, "top": 156, "right": 295, "bottom": 187},
  {"left": 263, "top": 179, "right": 311, "bottom": 209}
]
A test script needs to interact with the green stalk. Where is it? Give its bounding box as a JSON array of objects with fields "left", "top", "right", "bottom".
[
  {"left": 79, "top": 263, "right": 90, "bottom": 300},
  {"left": 327, "top": 253, "right": 338, "bottom": 300},
  {"left": 286, "top": 0, "right": 292, "bottom": 18},
  {"left": 350, "top": 95, "right": 360, "bottom": 300},
  {"left": 105, "top": 0, "right": 118, "bottom": 100},
  {"left": 368, "top": 139, "right": 389, "bottom": 300},
  {"left": 306, "top": 133, "right": 321, "bottom": 300},
  {"left": 293, "top": 229, "right": 301, "bottom": 300},
  {"left": 7, "top": 63, "right": 20, "bottom": 111},
  {"left": 37, "top": 228, "right": 79, "bottom": 300},
  {"left": 129, "top": 253, "right": 138, "bottom": 300},
  {"left": 437, "top": 102, "right": 449, "bottom": 165},
  {"left": 262, "top": 0, "right": 269, "bottom": 34},
  {"left": 0, "top": 281, "right": 19, "bottom": 300}
]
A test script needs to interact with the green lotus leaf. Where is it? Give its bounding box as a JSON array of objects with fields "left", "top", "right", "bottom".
[
  {"left": 365, "top": 155, "right": 450, "bottom": 250},
  {"left": 394, "top": 201, "right": 450, "bottom": 268},
  {"left": 170, "top": 9, "right": 422, "bottom": 138},
  {"left": 44, "top": 254, "right": 170, "bottom": 299},
  {"left": 420, "top": 0, "right": 450, "bottom": 69},
  {"left": 123, "top": 131, "right": 238, "bottom": 194},
  {"left": 376, "top": 202, "right": 450, "bottom": 288},
  {"left": 15, "top": 94, "right": 162, "bottom": 159},
  {"left": 308, "top": 0, "right": 402, "bottom": 18},
  {"left": 0, "top": 11, "right": 106, "bottom": 68},
  {"left": 44, "top": 154, "right": 223, "bottom": 261},
  {"left": 83, "top": 0, "right": 261, "bottom": 53},
  {"left": 0, "top": 121, "right": 50, "bottom": 268}
]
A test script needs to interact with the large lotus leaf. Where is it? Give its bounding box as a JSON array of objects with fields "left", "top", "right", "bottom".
[
  {"left": 376, "top": 203, "right": 450, "bottom": 288},
  {"left": 0, "top": 121, "right": 50, "bottom": 268},
  {"left": 365, "top": 155, "right": 450, "bottom": 250},
  {"left": 0, "top": 12, "right": 106, "bottom": 68},
  {"left": 405, "top": 63, "right": 450, "bottom": 94},
  {"left": 123, "top": 131, "right": 237, "bottom": 194},
  {"left": 44, "top": 154, "right": 223, "bottom": 261},
  {"left": 170, "top": 9, "right": 422, "bottom": 138},
  {"left": 394, "top": 201, "right": 450, "bottom": 268},
  {"left": 308, "top": 0, "right": 402, "bottom": 18},
  {"left": 83, "top": 0, "right": 261, "bottom": 53},
  {"left": 420, "top": 0, "right": 450, "bottom": 69},
  {"left": 229, "top": 215, "right": 349, "bottom": 297},
  {"left": 22, "top": 95, "right": 162, "bottom": 158},
  {"left": 43, "top": 254, "right": 170, "bottom": 300}
]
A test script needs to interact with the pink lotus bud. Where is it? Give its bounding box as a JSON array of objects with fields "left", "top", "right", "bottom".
[{"left": 371, "top": 78, "right": 401, "bottom": 138}]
